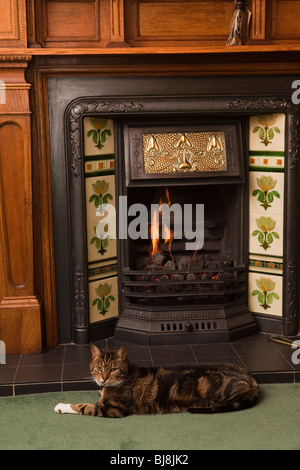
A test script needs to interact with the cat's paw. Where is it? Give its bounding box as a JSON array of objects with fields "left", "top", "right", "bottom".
[{"left": 54, "top": 403, "right": 77, "bottom": 414}]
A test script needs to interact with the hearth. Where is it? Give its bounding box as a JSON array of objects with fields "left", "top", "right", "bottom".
[{"left": 58, "top": 84, "right": 299, "bottom": 345}]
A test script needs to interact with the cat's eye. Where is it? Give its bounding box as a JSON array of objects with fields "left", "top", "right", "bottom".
[
  {"left": 111, "top": 368, "right": 117, "bottom": 372},
  {"left": 97, "top": 367, "right": 102, "bottom": 371}
]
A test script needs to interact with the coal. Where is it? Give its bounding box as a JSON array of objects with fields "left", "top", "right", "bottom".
[
  {"left": 163, "top": 260, "right": 176, "bottom": 271},
  {"left": 176, "top": 256, "right": 190, "bottom": 270},
  {"left": 156, "top": 274, "right": 172, "bottom": 293},
  {"left": 150, "top": 251, "right": 166, "bottom": 266},
  {"left": 190, "top": 255, "right": 203, "bottom": 270}
]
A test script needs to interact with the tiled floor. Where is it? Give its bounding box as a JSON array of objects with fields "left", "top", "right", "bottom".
[{"left": 1, "top": 332, "right": 300, "bottom": 396}]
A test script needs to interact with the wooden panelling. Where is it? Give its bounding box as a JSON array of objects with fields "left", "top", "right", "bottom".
[
  {"left": 0, "top": 57, "right": 42, "bottom": 354},
  {"left": 0, "top": 0, "right": 27, "bottom": 47},
  {"left": 125, "top": 0, "right": 234, "bottom": 46},
  {"left": 270, "top": 0, "right": 300, "bottom": 42},
  {"left": 35, "top": 0, "right": 112, "bottom": 47}
]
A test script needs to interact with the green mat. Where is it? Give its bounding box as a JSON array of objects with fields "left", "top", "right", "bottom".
[{"left": 0, "top": 384, "right": 299, "bottom": 450}]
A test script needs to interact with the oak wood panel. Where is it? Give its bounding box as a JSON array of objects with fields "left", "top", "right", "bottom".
[
  {"left": 35, "top": 0, "right": 112, "bottom": 48},
  {"left": 125, "top": 0, "right": 234, "bottom": 46},
  {"left": 0, "top": 298, "right": 42, "bottom": 354},
  {"left": 271, "top": 0, "right": 300, "bottom": 42},
  {"left": 0, "top": 57, "right": 42, "bottom": 354},
  {"left": 0, "top": 0, "right": 27, "bottom": 47}
]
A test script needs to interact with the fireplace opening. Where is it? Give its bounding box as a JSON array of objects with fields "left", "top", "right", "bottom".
[{"left": 125, "top": 185, "right": 243, "bottom": 307}]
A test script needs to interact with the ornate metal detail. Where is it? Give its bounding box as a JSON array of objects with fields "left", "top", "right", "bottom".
[
  {"left": 143, "top": 131, "right": 226, "bottom": 173},
  {"left": 73, "top": 265, "right": 87, "bottom": 328}
]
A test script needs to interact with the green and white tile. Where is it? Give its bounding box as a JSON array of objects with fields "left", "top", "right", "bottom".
[
  {"left": 249, "top": 212, "right": 283, "bottom": 257},
  {"left": 249, "top": 113, "right": 285, "bottom": 152},
  {"left": 248, "top": 272, "right": 282, "bottom": 316},
  {"left": 86, "top": 218, "right": 117, "bottom": 263},
  {"left": 249, "top": 171, "right": 284, "bottom": 215},
  {"left": 89, "top": 275, "right": 119, "bottom": 324},
  {"left": 85, "top": 174, "right": 116, "bottom": 222},
  {"left": 84, "top": 117, "right": 114, "bottom": 156}
]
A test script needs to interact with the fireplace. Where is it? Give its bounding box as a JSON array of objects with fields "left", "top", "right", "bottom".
[
  {"left": 114, "top": 119, "right": 257, "bottom": 343},
  {"left": 49, "top": 77, "right": 299, "bottom": 345}
]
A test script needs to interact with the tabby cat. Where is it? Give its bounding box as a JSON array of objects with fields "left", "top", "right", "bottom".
[{"left": 55, "top": 345, "right": 259, "bottom": 417}]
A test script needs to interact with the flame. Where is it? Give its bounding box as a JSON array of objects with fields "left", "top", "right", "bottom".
[
  {"left": 150, "top": 188, "right": 174, "bottom": 256},
  {"left": 150, "top": 207, "right": 160, "bottom": 255}
]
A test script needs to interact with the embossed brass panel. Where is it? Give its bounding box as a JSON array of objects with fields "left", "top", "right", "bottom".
[{"left": 143, "top": 131, "right": 226, "bottom": 173}]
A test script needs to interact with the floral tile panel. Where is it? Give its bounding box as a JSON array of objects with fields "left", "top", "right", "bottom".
[
  {"left": 84, "top": 117, "right": 114, "bottom": 156},
  {"left": 249, "top": 212, "right": 283, "bottom": 257},
  {"left": 249, "top": 113, "right": 285, "bottom": 152},
  {"left": 249, "top": 113, "right": 285, "bottom": 172},
  {"left": 249, "top": 171, "right": 284, "bottom": 215},
  {"left": 89, "top": 275, "right": 119, "bottom": 324},
  {"left": 85, "top": 174, "right": 116, "bottom": 222},
  {"left": 85, "top": 175, "right": 117, "bottom": 263},
  {"left": 248, "top": 272, "right": 282, "bottom": 316}
]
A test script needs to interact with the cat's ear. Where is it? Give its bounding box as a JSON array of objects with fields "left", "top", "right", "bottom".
[
  {"left": 115, "top": 346, "right": 127, "bottom": 362},
  {"left": 91, "top": 344, "right": 102, "bottom": 359}
]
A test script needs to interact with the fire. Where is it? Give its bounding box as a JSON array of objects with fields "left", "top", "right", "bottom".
[
  {"left": 150, "top": 188, "right": 174, "bottom": 256},
  {"left": 150, "top": 206, "right": 160, "bottom": 255}
]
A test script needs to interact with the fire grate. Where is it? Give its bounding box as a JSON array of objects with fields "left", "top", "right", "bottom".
[{"left": 123, "top": 263, "right": 246, "bottom": 308}]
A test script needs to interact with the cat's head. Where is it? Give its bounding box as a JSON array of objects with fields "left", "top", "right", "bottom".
[{"left": 90, "top": 345, "right": 129, "bottom": 387}]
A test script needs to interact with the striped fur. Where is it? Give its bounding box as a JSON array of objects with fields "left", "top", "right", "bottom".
[{"left": 55, "top": 345, "right": 259, "bottom": 417}]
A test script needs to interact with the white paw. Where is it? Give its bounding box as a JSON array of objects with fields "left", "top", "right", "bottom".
[{"left": 54, "top": 403, "right": 77, "bottom": 414}]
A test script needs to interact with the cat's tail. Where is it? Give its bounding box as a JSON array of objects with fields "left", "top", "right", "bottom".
[{"left": 188, "top": 380, "right": 259, "bottom": 414}]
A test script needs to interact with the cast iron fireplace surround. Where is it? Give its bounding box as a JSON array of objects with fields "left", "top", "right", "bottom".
[{"left": 48, "top": 76, "right": 300, "bottom": 345}]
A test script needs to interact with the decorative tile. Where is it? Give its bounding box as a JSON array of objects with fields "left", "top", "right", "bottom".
[
  {"left": 249, "top": 212, "right": 283, "bottom": 257},
  {"left": 84, "top": 156, "right": 115, "bottom": 176},
  {"left": 88, "top": 259, "right": 118, "bottom": 282},
  {"left": 248, "top": 254, "right": 283, "bottom": 275},
  {"left": 249, "top": 113, "right": 285, "bottom": 152},
  {"left": 248, "top": 272, "right": 282, "bottom": 316},
  {"left": 249, "top": 171, "right": 284, "bottom": 215},
  {"left": 85, "top": 175, "right": 116, "bottom": 222},
  {"left": 83, "top": 117, "right": 114, "bottom": 156},
  {"left": 249, "top": 152, "right": 285, "bottom": 172},
  {"left": 86, "top": 219, "right": 117, "bottom": 263},
  {"left": 89, "top": 276, "right": 119, "bottom": 324}
]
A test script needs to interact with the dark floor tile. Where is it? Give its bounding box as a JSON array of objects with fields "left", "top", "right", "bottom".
[
  {"left": 0, "top": 365, "right": 17, "bottom": 384},
  {"left": 14, "top": 364, "right": 62, "bottom": 384},
  {"left": 271, "top": 342, "right": 300, "bottom": 370},
  {"left": 150, "top": 344, "right": 196, "bottom": 363},
  {"left": 0, "top": 384, "right": 13, "bottom": 396},
  {"left": 20, "top": 347, "right": 64, "bottom": 366},
  {"left": 232, "top": 341, "right": 281, "bottom": 357},
  {"left": 63, "top": 381, "right": 99, "bottom": 392},
  {"left": 63, "top": 362, "right": 91, "bottom": 381},
  {"left": 241, "top": 353, "right": 293, "bottom": 373},
  {"left": 14, "top": 382, "right": 61, "bottom": 395},
  {"left": 64, "top": 344, "right": 92, "bottom": 364},
  {"left": 232, "top": 333, "right": 269, "bottom": 343},
  {"left": 3, "top": 354, "right": 21, "bottom": 366},
  {"left": 191, "top": 343, "right": 236, "bottom": 360}
]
